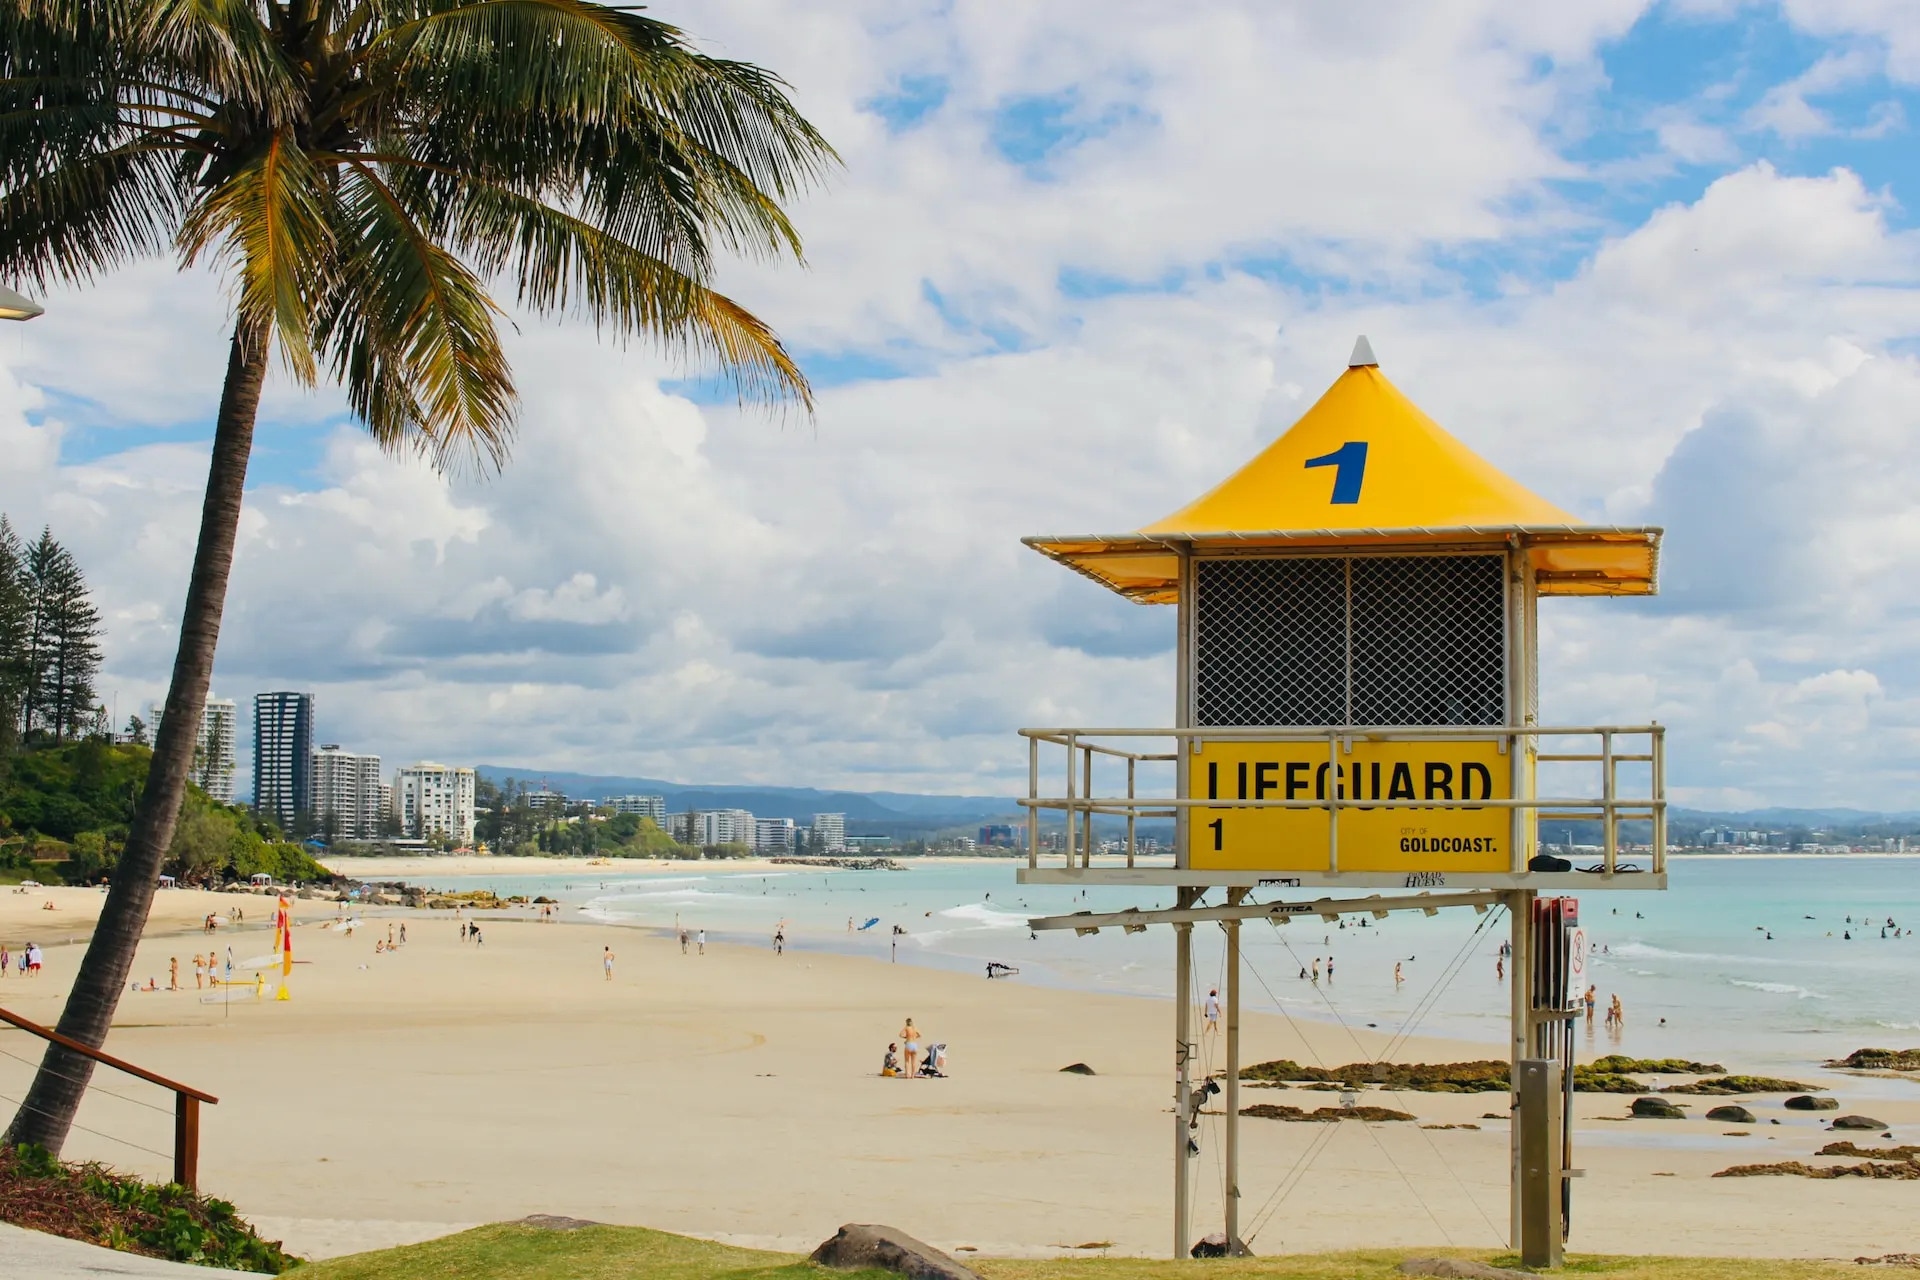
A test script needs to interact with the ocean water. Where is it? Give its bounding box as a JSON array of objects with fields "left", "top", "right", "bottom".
[{"left": 437, "top": 855, "right": 1920, "bottom": 1082}]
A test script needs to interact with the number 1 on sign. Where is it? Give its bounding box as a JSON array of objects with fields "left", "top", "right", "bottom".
[
  {"left": 1304, "top": 440, "right": 1368, "bottom": 504},
  {"left": 1208, "top": 818, "right": 1223, "bottom": 851}
]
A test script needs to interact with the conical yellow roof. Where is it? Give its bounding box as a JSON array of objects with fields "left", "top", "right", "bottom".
[{"left": 1028, "top": 341, "right": 1659, "bottom": 602}]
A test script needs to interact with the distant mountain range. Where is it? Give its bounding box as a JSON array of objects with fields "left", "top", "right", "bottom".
[{"left": 473, "top": 767, "right": 1020, "bottom": 827}]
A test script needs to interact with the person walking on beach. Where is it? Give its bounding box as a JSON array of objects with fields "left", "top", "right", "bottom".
[
  {"left": 1326, "top": 956, "right": 1334, "bottom": 982},
  {"left": 471, "top": 926, "right": 484, "bottom": 948},
  {"left": 697, "top": 929, "right": 706, "bottom": 955},
  {"left": 1394, "top": 961, "right": 1403, "bottom": 987},
  {"left": 900, "top": 1018, "right": 922, "bottom": 1079},
  {"left": 1584, "top": 985, "right": 1597, "bottom": 1029},
  {"left": 169, "top": 957, "right": 179, "bottom": 991},
  {"left": 774, "top": 927, "right": 785, "bottom": 955},
  {"left": 1203, "top": 987, "right": 1221, "bottom": 1036},
  {"left": 194, "top": 954, "right": 206, "bottom": 990},
  {"left": 399, "top": 923, "right": 407, "bottom": 945},
  {"left": 679, "top": 929, "right": 689, "bottom": 954},
  {"left": 604, "top": 947, "right": 615, "bottom": 981},
  {"left": 1496, "top": 955, "right": 1504, "bottom": 982},
  {"left": 1311, "top": 958, "right": 1321, "bottom": 982}
]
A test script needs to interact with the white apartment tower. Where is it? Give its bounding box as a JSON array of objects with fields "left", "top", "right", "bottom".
[
  {"left": 607, "top": 795, "right": 667, "bottom": 822},
  {"left": 150, "top": 697, "right": 238, "bottom": 805},
  {"left": 312, "top": 745, "right": 385, "bottom": 839},
  {"left": 393, "top": 762, "right": 477, "bottom": 845},
  {"left": 753, "top": 817, "right": 795, "bottom": 853},
  {"left": 810, "top": 813, "right": 846, "bottom": 853}
]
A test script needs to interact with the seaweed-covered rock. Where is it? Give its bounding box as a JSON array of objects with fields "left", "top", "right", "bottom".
[
  {"left": 1242, "top": 1103, "right": 1415, "bottom": 1123},
  {"left": 1664, "top": 1075, "right": 1810, "bottom": 1095},
  {"left": 1706, "top": 1105, "right": 1758, "bottom": 1124},
  {"left": 1824, "top": 1048, "right": 1920, "bottom": 1072},
  {"left": 1631, "top": 1097, "right": 1687, "bottom": 1119},
  {"left": 1784, "top": 1095, "right": 1839, "bottom": 1111}
]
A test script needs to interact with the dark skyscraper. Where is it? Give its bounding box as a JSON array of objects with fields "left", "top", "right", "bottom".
[{"left": 254, "top": 692, "right": 314, "bottom": 829}]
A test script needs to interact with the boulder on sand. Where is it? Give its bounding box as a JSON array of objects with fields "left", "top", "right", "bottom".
[
  {"left": 1832, "top": 1115, "right": 1889, "bottom": 1130},
  {"left": 1706, "top": 1105, "right": 1758, "bottom": 1124},
  {"left": 810, "top": 1224, "right": 983, "bottom": 1280},
  {"left": 1059, "top": 1063, "right": 1097, "bottom": 1075},
  {"left": 1399, "top": 1257, "right": 1535, "bottom": 1279},
  {"left": 1631, "top": 1097, "right": 1687, "bottom": 1119},
  {"left": 1785, "top": 1095, "right": 1839, "bottom": 1111}
]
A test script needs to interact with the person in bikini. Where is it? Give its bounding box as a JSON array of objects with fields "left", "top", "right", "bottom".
[{"left": 900, "top": 1018, "right": 922, "bottom": 1079}]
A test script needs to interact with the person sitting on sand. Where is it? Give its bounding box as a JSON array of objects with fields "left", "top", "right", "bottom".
[
  {"left": 900, "top": 1018, "right": 922, "bottom": 1078},
  {"left": 882, "top": 1043, "right": 900, "bottom": 1077}
]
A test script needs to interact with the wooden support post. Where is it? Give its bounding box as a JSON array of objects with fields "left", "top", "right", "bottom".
[
  {"left": 1173, "top": 905, "right": 1193, "bottom": 1260},
  {"left": 1224, "top": 886, "right": 1246, "bottom": 1253},
  {"left": 1508, "top": 889, "right": 1534, "bottom": 1254},
  {"left": 174, "top": 1094, "right": 200, "bottom": 1191}
]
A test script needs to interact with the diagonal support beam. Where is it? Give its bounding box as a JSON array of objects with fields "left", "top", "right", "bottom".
[{"left": 1030, "top": 889, "right": 1503, "bottom": 934}]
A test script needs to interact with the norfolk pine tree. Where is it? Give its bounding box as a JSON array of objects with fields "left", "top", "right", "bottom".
[{"left": 1, "top": 0, "right": 834, "bottom": 1153}]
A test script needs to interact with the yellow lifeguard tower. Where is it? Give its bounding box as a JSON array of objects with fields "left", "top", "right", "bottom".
[{"left": 1017, "top": 338, "right": 1665, "bottom": 1264}]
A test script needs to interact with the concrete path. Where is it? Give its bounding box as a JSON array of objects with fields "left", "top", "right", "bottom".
[{"left": 0, "top": 1221, "right": 260, "bottom": 1277}]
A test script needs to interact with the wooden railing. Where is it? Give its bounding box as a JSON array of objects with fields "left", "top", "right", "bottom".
[{"left": 0, "top": 1005, "right": 217, "bottom": 1190}]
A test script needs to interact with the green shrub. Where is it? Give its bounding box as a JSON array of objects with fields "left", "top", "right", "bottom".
[{"left": 0, "top": 1143, "right": 296, "bottom": 1273}]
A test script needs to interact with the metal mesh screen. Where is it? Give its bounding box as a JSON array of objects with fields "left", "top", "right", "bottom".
[
  {"left": 1193, "top": 553, "right": 1506, "bottom": 727},
  {"left": 1350, "top": 555, "right": 1505, "bottom": 725},
  {"left": 1194, "top": 558, "right": 1344, "bottom": 726}
]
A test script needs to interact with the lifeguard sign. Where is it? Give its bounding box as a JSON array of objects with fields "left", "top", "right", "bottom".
[{"left": 1019, "top": 337, "right": 1666, "bottom": 887}]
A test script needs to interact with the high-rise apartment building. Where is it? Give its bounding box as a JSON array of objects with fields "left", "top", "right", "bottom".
[
  {"left": 810, "top": 813, "right": 846, "bottom": 853},
  {"left": 754, "top": 817, "right": 795, "bottom": 853},
  {"left": 312, "top": 745, "right": 385, "bottom": 839},
  {"left": 254, "top": 692, "right": 315, "bottom": 828},
  {"left": 607, "top": 795, "right": 667, "bottom": 822},
  {"left": 673, "top": 808, "right": 755, "bottom": 846},
  {"left": 150, "top": 696, "right": 238, "bottom": 805},
  {"left": 393, "top": 762, "right": 476, "bottom": 845}
]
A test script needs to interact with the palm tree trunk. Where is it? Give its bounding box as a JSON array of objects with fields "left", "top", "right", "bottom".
[{"left": 4, "top": 318, "right": 268, "bottom": 1158}]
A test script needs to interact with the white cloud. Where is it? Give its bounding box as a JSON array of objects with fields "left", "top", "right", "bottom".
[{"left": 8, "top": 3, "right": 1920, "bottom": 809}]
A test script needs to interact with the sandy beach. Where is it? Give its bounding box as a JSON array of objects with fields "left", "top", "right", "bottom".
[{"left": 0, "top": 883, "right": 1913, "bottom": 1264}]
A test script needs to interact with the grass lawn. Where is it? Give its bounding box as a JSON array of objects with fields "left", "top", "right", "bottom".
[{"left": 295, "top": 1222, "right": 1867, "bottom": 1280}]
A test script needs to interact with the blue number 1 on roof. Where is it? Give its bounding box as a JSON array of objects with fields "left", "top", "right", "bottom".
[{"left": 1304, "top": 441, "right": 1368, "bottom": 504}]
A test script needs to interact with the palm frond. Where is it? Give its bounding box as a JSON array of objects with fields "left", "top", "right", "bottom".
[
  {"left": 177, "top": 131, "right": 335, "bottom": 382},
  {"left": 0, "top": 143, "right": 181, "bottom": 287},
  {"left": 427, "top": 173, "right": 810, "bottom": 410},
  {"left": 323, "top": 160, "right": 516, "bottom": 469}
]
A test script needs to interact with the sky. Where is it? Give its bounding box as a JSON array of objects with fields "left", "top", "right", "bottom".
[{"left": 5, "top": 0, "right": 1920, "bottom": 809}]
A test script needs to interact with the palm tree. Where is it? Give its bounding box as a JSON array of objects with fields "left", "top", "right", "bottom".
[{"left": 1, "top": 0, "right": 832, "bottom": 1154}]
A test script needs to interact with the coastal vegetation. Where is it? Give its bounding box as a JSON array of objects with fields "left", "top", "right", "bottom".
[
  {"left": 296, "top": 1221, "right": 1873, "bottom": 1280},
  {"left": 1, "top": 0, "right": 834, "bottom": 1155},
  {"left": 0, "top": 739, "right": 328, "bottom": 885},
  {"left": 0, "top": 1142, "right": 294, "bottom": 1273},
  {"left": 0, "top": 517, "right": 105, "bottom": 753}
]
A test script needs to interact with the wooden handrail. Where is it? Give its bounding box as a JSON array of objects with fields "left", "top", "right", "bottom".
[
  {"left": 0, "top": 1007, "right": 217, "bottom": 1102},
  {"left": 0, "top": 1004, "right": 217, "bottom": 1190}
]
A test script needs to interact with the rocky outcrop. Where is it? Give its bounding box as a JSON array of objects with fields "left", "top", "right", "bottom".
[
  {"left": 1059, "top": 1063, "right": 1096, "bottom": 1075},
  {"left": 810, "top": 1225, "right": 982, "bottom": 1280},
  {"left": 1398, "top": 1257, "right": 1536, "bottom": 1279},
  {"left": 1832, "top": 1114, "right": 1889, "bottom": 1130},
  {"left": 1705, "top": 1105, "right": 1757, "bottom": 1124},
  {"left": 1630, "top": 1097, "right": 1687, "bottom": 1119},
  {"left": 1820, "top": 1141, "right": 1920, "bottom": 1160},
  {"left": 1825, "top": 1048, "right": 1920, "bottom": 1072},
  {"left": 1784, "top": 1095, "right": 1839, "bottom": 1111},
  {"left": 1714, "top": 1161, "right": 1920, "bottom": 1180}
]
